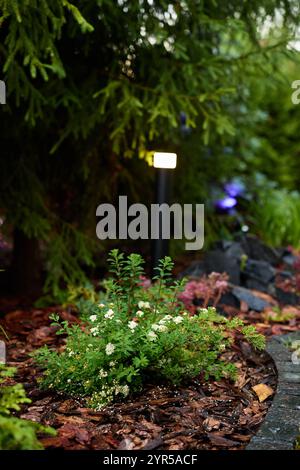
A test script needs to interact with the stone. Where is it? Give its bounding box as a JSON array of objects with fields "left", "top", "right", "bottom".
[
  {"left": 247, "top": 437, "right": 293, "bottom": 450},
  {"left": 203, "top": 250, "right": 240, "bottom": 284},
  {"left": 243, "top": 259, "right": 276, "bottom": 291},
  {"left": 281, "top": 250, "right": 298, "bottom": 268},
  {"left": 281, "top": 372, "right": 300, "bottom": 383},
  {"left": 255, "top": 419, "right": 299, "bottom": 442},
  {"left": 240, "top": 235, "right": 282, "bottom": 266},
  {"left": 219, "top": 292, "right": 240, "bottom": 308},
  {"left": 179, "top": 260, "right": 205, "bottom": 278},
  {"left": 275, "top": 395, "right": 300, "bottom": 411},
  {"left": 247, "top": 332, "right": 300, "bottom": 450},
  {"left": 275, "top": 287, "right": 300, "bottom": 306},
  {"left": 222, "top": 240, "right": 245, "bottom": 261},
  {"left": 0, "top": 340, "right": 5, "bottom": 363},
  {"left": 231, "top": 286, "right": 270, "bottom": 312}
]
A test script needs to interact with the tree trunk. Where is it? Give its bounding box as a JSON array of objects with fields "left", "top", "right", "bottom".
[{"left": 10, "top": 228, "right": 43, "bottom": 297}]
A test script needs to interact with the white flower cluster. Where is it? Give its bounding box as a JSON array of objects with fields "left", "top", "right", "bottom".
[
  {"left": 138, "top": 301, "right": 151, "bottom": 309},
  {"left": 105, "top": 342, "right": 115, "bottom": 355},
  {"left": 152, "top": 323, "right": 168, "bottom": 332},
  {"left": 128, "top": 320, "right": 138, "bottom": 330},
  {"left": 104, "top": 308, "right": 114, "bottom": 319},
  {"left": 158, "top": 314, "right": 183, "bottom": 325},
  {"left": 90, "top": 381, "right": 130, "bottom": 410},
  {"left": 89, "top": 314, "right": 97, "bottom": 322},
  {"left": 99, "top": 369, "right": 108, "bottom": 378},
  {"left": 146, "top": 314, "right": 185, "bottom": 342},
  {"left": 115, "top": 384, "right": 129, "bottom": 396},
  {"left": 173, "top": 316, "right": 183, "bottom": 324},
  {"left": 66, "top": 347, "right": 75, "bottom": 357},
  {"left": 90, "top": 326, "right": 99, "bottom": 336},
  {"left": 147, "top": 330, "right": 157, "bottom": 341}
]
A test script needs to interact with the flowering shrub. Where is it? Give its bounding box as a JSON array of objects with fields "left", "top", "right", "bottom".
[
  {"left": 178, "top": 272, "right": 229, "bottom": 313},
  {"left": 35, "top": 250, "right": 264, "bottom": 410}
]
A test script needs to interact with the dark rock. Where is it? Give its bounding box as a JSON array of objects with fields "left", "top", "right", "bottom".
[
  {"left": 203, "top": 250, "right": 240, "bottom": 284},
  {"left": 219, "top": 291, "right": 240, "bottom": 308},
  {"left": 281, "top": 249, "right": 297, "bottom": 268},
  {"left": 276, "top": 270, "right": 293, "bottom": 279},
  {"left": 247, "top": 331, "right": 300, "bottom": 450},
  {"left": 244, "top": 278, "right": 269, "bottom": 293},
  {"left": 240, "top": 235, "right": 282, "bottom": 266},
  {"left": 179, "top": 260, "right": 205, "bottom": 278},
  {"left": 214, "top": 240, "right": 234, "bottom": 251},
  {"left": 244, "top": 259, "right": 276, "bottom": 284},
  {"left": 275, "top": 287, "right": 300, "bottom": 306},
  {"left": 241, "top": 258, "right": 276, "bottom": 293},
  {"left": 231, "top": 286, "right": 270, "bottom": 312},
  {"left": 247, "top": 437, "right": 293, "bottom": 450},
  {"left": 215, "top": 240, "right": 245, "bottom": 261}
]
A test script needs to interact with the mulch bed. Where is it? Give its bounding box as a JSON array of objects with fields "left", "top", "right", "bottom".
[{"left": 0, "top": 307, "right": 279, "bottom": 450}]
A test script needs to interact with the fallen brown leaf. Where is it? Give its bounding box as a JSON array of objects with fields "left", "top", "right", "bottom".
[
  {"left": 203, "top": 417, "right": 221, "bottom": 431},
  {"left": 252, "top": 383, "right": 274, "bottom": 402}
]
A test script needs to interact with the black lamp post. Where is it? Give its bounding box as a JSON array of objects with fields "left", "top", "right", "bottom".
[{"left": 151, "top": 152, "right": 177, "bottom": 277}]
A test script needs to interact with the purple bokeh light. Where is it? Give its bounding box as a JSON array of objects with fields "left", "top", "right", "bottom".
[
  {"left": 224, "top": 180, "right": 245, "bottom": 198},
  {"left": 215, "top": 196, "right": 237, "bottom": 210}
]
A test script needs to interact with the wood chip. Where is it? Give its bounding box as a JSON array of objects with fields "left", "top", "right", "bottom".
[{"left": 252, "top": 383, "right": 274, "bottom": 402}]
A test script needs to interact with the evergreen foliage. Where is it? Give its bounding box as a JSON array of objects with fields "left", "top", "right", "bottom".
[{"left": 1, "top": 1, "right": 300, "bottom": 295}]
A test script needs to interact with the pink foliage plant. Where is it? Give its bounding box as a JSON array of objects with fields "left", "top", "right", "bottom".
[{"left": 178, "top": 272, "right": 229, "bottom": 313}]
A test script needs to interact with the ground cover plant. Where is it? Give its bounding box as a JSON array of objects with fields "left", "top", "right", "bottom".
[
  {"left": 0, "top": 364, "right": 55, "bottom": 449},
  {"left": 35, "top": 250, "right": 265, "bottom": 410}
]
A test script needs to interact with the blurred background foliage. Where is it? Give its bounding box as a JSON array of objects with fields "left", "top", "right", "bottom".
[{"left": 1, "top": 0, "right": 300, "bottom": 301}]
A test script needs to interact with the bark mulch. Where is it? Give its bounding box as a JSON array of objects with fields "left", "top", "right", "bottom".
[{"left": 0, "top": 307, "right": 279, "bottom": 450}]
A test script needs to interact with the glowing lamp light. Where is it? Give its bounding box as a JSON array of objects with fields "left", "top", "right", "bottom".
[{"left": 153, "top": 152, "right": 177, "bottom": 169}]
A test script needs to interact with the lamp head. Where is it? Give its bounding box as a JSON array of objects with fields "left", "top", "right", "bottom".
[{"left": 153, "top": 152, "right": 177, "bottom": 169}]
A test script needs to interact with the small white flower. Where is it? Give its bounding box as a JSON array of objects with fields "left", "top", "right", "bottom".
[
  {"left": 98, "top": 303, "right": 105, "bottom": 308},
  {"left": 68, "top": 351, "right": 75, "bottom": 357},
  {"left": 128, "top": 320, "right": 138, "bottom": 330},
  {"left": 147, "top": 331, "right": 158, "bottom": 341},
  {"left": 136, "top": 310, "right": 144, "bottom": 317},
  {"left": 138, "top": 301, "right": 151, "bottom": 309},
  {"left": 121, "top": 385, "right": 129, "bottom": 396},
  {"left": 152, "top": 323, "right": 167, "bottom": 332},
  {"left": 99, "top": 369, "right": 108, "bottom": 378},
  {"left": 67, "top": 379, "right": 71, "bottom": 383},
  {"left": 173, "top": 316, "right": 183, "bottom": 324},
  {"left": 158, "top": 324, "right": 168, "bottom": 332},
  {"left": 105, "top": 343, "right": 115, "bottom": 355},
  {"left": 89, "top": 314, "right": 97, "bottom": 322},
  {"left": 104, "top": 309, "right": 114, "bottom": 319},
  {"left": 199, "top": 308, "right": 208, "bottom": 314},
  {"left": 109, "top": 361, "right": 116, "bottom": 367},
  {"left": 90, "top": 327, "right": 99, "bottom": 336},
  {"left": 163, "top": 315, "right": 172, "bottom": 321}
]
